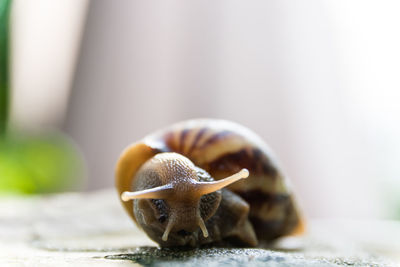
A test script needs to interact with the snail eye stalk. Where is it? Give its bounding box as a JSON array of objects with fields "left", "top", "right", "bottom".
[
  {"left": 121, "top": 184, "right": 173, "bottom": 201},
  {"left": 194, "top": 168, "right": 249, "bottom": 197}
]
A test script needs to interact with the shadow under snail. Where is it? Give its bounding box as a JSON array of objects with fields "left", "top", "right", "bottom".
[{"left": 115, "top": 119, "right": 304, "bottom": 247}]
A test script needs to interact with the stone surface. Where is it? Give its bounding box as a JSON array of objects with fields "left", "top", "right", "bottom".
[{"left": 0, "top": 189, "right": 399, "bottom": 266}]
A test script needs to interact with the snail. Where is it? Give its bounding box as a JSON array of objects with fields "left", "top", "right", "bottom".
[{"left": 115, "top": 119, "right": 303, "bottom": 247}]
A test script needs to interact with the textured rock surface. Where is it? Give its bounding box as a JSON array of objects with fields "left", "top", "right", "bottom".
[{"left": 0, "top": 189, "right": 399, "bottom": 266}]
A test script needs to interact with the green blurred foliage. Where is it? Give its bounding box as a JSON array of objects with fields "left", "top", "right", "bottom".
[
  {"left": 0, "top": 0, "right": 85, "bottom": 194},
  {"left": 0, "top": 0, "right": 11, "bottom": 135},
  {"left": 391, "top": 192, "right": 400, "bottom": 220},
  {"left": 395, "top": 204, "right": 400, "bottom": 220},
  {"left": 381, "top": 183, "right": 400, "bottom": 220},
  {"left": 0, "top": 133, "right": 85, "bottom": 194}
]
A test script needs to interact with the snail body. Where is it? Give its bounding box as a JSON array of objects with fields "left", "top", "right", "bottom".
[{"left": 115, "top": 119, "right": 303, "bottom": 247}]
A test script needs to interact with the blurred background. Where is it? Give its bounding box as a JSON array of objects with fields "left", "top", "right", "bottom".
[{"left": 1, "top": 0, "right": 399, "bottom": 221}]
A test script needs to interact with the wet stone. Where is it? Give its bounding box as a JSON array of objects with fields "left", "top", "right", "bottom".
[
  {"left": 0, "top": 189, "right": 399, "bottom": 267},
  {"left": 106, "top": 247, "right": 359, "bottom": 267}
]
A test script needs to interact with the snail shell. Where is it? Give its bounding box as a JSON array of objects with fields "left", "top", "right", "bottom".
[{"left": 115, "top": 119, "right": 303, "bottom": 247}]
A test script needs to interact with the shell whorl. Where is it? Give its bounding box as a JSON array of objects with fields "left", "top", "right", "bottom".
[{"left": 144, "top": 119, "right": 286, "bottom": 195}]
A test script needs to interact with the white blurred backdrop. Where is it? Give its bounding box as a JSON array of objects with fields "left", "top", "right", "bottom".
[{"left": 14, "top": 0, "right": 399, "bottom": 219}]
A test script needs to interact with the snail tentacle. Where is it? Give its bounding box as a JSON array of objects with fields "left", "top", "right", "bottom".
[
  {"left": 197, "top": 216, "right": 209, "bottom": 238},
  {"left": 194, "top": 168, "right": 249, "bottom": 197},
  {"left": 162, "top": 218, "right": 175, "bottom": 241},
  {"left": 121, "top": 184, "right": 173, "bottom": 201}
]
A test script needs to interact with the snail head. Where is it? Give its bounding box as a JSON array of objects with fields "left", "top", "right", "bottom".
[{"left": 121, "top": 152, "right": 249, "bottom": 243}]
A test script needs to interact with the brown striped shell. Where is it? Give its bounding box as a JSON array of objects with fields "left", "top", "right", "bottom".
[{"left": 115, "top": 119, "right": 303, "bottom": 247}]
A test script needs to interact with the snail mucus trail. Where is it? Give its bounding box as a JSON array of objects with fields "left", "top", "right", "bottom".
[{"left": 120, "top": 152, "right": 249, "bottom": 242}]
